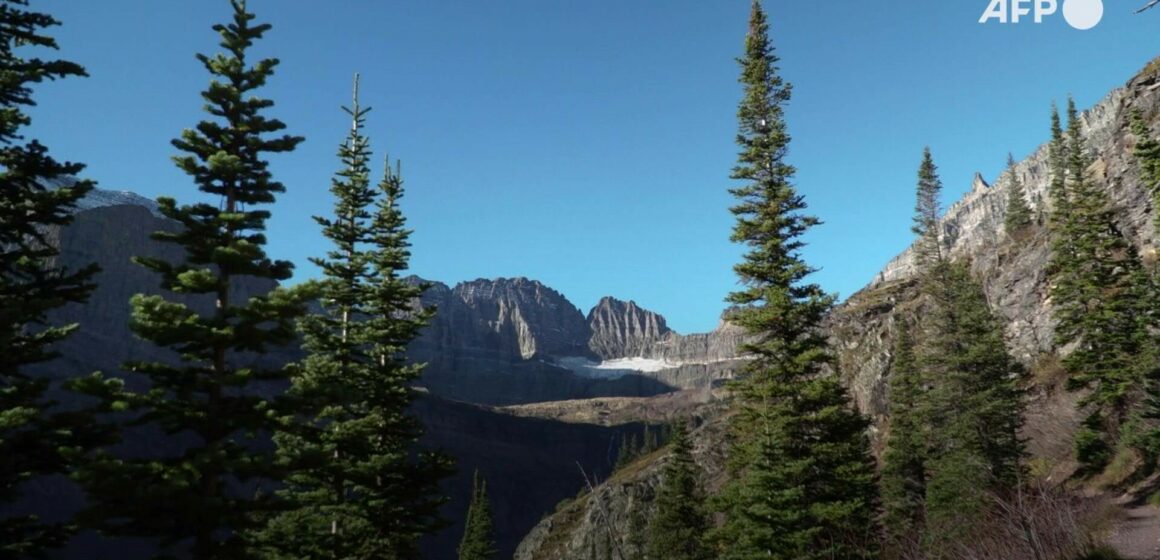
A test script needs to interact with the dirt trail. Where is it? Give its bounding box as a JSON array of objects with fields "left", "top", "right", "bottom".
[{"left": 1108, "top": 504, "right": 1160, "bottom": 560}]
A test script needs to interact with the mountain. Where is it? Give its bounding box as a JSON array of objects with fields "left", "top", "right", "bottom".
[
  {"left": 512, "top": 58, "right": 1160, "bottom": 558},
  {"left": 587, "top": 296, "right": 672, "bottom": 359},
  {"left": 15, "top": 181, "right": 748, "bottom": 559}
]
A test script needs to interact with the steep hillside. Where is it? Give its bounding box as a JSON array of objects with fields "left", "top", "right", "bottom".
[{"left": 512, "top": 58, "right": 1160, "bottom": 558}]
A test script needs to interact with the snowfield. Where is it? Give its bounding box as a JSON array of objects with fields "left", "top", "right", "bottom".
[{"left": 556, "top": 356, "right": 681, "bottom": 379}]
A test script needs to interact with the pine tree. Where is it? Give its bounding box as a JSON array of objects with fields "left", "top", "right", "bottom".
[
  {"left": 903, "top": 151, "right": 1024, "bottom": 549},
  {"left": 255, "top": 77, "right": 451, "bottom": 559},
  {"left": 1131, "top": 110, "right": 1160, "bottom": 214},
  {"left": 0, "top": 2, "right": 114, "bottom": 556},
  {"left": 912, "top": 147, "right": 944, "bottom": 268},
  {"left": 647, "top": 421, "right": 709, "bottom": 560},
  {"left": 1129, "top": 109, "right": 1160, "bottom": 455},
  {"left": 1003, "top": 153, "right": 1033, "bottom": 235},
  {"left": 458, "top": 471, "right": 497, "bottom": 560},
  {"left": 712, "top": 3, "right": 879, "bottom": 558},
  {"left": 73, "top": 3, "right": 307, "bottom": 557},
  {"left": 1048, "top": 98, "right": 1147, "bottom": 470},
  {"left": 921, "top": 262, "right": 1025, "bottom": 544},
  {"left": 879, "top": 321, "right": 926, "bottom": 554}
]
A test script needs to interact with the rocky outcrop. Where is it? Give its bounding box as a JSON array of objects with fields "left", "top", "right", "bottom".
[
  {"left": 513, "top": 402, "right": 730, "bottom": 560},
  {"left": 587, "top": 297, "right": 672, "bottom": 359},
  {"left": 838, "top": 61, "right": 1160, "bottom": 427},
  {"left": 638, "top": 312, "right": 748, "bottom": 364}
]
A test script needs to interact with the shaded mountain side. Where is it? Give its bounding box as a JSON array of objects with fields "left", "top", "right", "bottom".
[
  {"left": 513, "top": 400, "right": 731, "bottom": 560},
  {"left": 16, "top": 202, "right": 653, "bottom": 558}
]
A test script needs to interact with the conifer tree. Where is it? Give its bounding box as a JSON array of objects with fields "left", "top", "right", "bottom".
[
  {"left": 458, "top": 471, "right": 497, "bottom": 560},
  {"left": 1003, "top": 153, "right": 1033, "bottom": 235},
  {"left": 879, "top": 321, "right": 926, "bottom": 553},
  {"left": 1129, "top": 110, "right": 1160, "bottom": 453},
  {"left": 0, "top": 2, "right": 113, "bottom": 555},
  {"left": 712, "top": 3, "right": 879, "bottom": 558},
  {"left": 1048, "top": 98, "right": 1147, "bottom": 469},
  {"left": 912, "top": 147, "right": 944, "bottom": 268},
  {"left": 74, "top": 3, "right": 307, "bottom": 557},
  {"left": 1132, "top": 109, "right": 1160, "bottom": 239},
  {"left": 647, "top": 421, "right": 709, "bottom": 560},
  {"left": 904, "top": 151, "right": 1024, "bottom": 548},
  {"left": 921, "top": 262, "right": 1024, "bottom": 543},
  {"left": 255, "top": 77, "right": 451, "bottom": 559}
]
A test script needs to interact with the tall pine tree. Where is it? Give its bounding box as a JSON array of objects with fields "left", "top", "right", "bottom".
[
  {"left": 905, "top": 150, "right": 1025, "bottom": 550},
  {"left": 879, "top": 321, "right": 926, "bottom": 555},
  {"left": 74, "top": 2, "right": 307, "bottom": 557},
  {"left": 646, "top": 421, "right": 710, "bottom": 560},
  {"left": 1048, "top": 98, "right": 1147, "bottom": 470},
  {"left": 1003, "top": 153, "right": 1033, "bottom": 235},
  {"left": 0, "top": 2, "right": 113, "bottom": 556},
  {"left": 912, "top": 147, "right": 944, "bottom": 268},
  {"left": 712, "top": 3, "right": 879, "bottom": 558},
  {"left": 458, "top": 471, "right": 496, "bottom": 560},
  {"left": 1129, "top": 109, "right": 1160, "bottom": 456},
  {"left": 254, "top": 76, "right": 451, "bottom": 559}
]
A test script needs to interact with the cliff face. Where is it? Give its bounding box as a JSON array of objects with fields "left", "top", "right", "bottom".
[
  {"left": 836, "top": 62, "right": 1160, "bottom": 424},
  {"left": 587, "top": 297, "right": 672, "bottom": 359}
]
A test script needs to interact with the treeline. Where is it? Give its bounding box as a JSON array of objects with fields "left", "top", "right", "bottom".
[{"left": 1, "top": 1, "right": 461, "bottom": 558}]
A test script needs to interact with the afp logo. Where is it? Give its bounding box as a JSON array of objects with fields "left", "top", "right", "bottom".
[{"left": 979, "top": 0, "right": 1104, "bottom": 30}]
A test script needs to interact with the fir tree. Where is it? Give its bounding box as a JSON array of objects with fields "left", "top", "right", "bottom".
[
  {"left": 912, "top": 147, "right": 944, "bottom": 268},
  {"left": 712, "top": 3, "right": 879, "bottom": 558},
  {"left": 255, "top": 77, "right": 451, "bottom": 559},
  {"left": 1048, "top": 98, "right": 1147, "bottom": 470},
  {"left": 1003, "top": 153, "right": 1033, "bottom": 235},
  {"left": 0, "top": 2, "right": 114, "bottom": 556},
  {"left": 458, "top": 471, "right": 496, "bottom": 560},
  {"left": 646, "top": 421, "right": 709, "bottom": 560},
  {"left": 905, "top": 151, "right": 1024, "bottom": 548},
  {"left": 921, "top": 262, "right": 1025, "bottom": 544},
  {"left": 1131, "top": 110, "right": 1160, "bottom": 216},
  {"left": 73, "top": 3, "right": 307, "bottom": 557},
  {"left": 879, "top": 321, "right": 926, "bottom": 554}
]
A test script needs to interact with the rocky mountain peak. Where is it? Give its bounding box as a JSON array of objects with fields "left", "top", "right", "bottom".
[{"left": 586, "top": 297, "right": 672, "bottom": 359}]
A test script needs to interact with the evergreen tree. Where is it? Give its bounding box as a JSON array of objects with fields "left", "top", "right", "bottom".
[
  {"left": 458, "top": 471, "right": 496, "bottom": 560},
  {"left": 646, "top": 421, "right": 709, "bottom": 560},
  {"left": 0, "top": 2, "right": 114, "bottom": 556},
  {"left": 920, "top": 262, "right": 1025, "bottom": 545},
  {"left": 1129, "top": 110, "right": 1160, "bottom": 454},
  {"left": 1003, "top": 153, "right": 1033, "bottom": 235},
  {"left": 879, "top": 321, "right": 926, "bottom": 553},
  {"left": 712, "top": 3, "right": 879, "bottom": 558},
  {"left": 1048, "top": 98, "right": 1147, "bottom": 470},
  {"left": 73, "top": 3, "right": 307, "bottom": 557},
  {"left": 1131, "top": 110, "right": 1160, "bottom": 213},
  {"left": 904, "top": 151, "right": 1024, "bottom": 549},
  {"left": 912, "top": 147, "right": 944, "bottom": 268},
  {"left": 255, "top": 77, "right": 451, "bottom": 559}
]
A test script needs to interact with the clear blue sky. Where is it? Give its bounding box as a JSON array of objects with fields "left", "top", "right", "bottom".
[{"left": 30, "top": 1, "right": 1160, "bottom": 333}]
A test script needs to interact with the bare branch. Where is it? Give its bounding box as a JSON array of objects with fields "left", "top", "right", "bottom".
[{"left": 1138, "top": 0, "right": 1160, "bottom": 13}]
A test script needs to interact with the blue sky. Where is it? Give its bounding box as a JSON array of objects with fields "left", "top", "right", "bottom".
[{"left": 30, "top": 1, "right": 1160, "bottom": 333}]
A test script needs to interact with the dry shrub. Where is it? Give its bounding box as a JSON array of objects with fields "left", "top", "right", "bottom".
[{"left": 889, "top": 484, "right": 1118, "bottom": 560}]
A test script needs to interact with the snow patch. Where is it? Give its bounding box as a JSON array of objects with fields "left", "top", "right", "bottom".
[{"left": 556, "top": 356, "right": 681, "bottom": 379}]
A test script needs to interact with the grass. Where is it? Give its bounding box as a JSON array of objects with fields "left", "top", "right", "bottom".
[
  {"left": 1148, "top": 491, "right": 1160, "bottom": 508},
  {"left": 1144, "top": 56, "right": 1160, "bottom": 77},
  {"left": 1093, "top": 447, "right": 1144, "bottom": 489}
]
